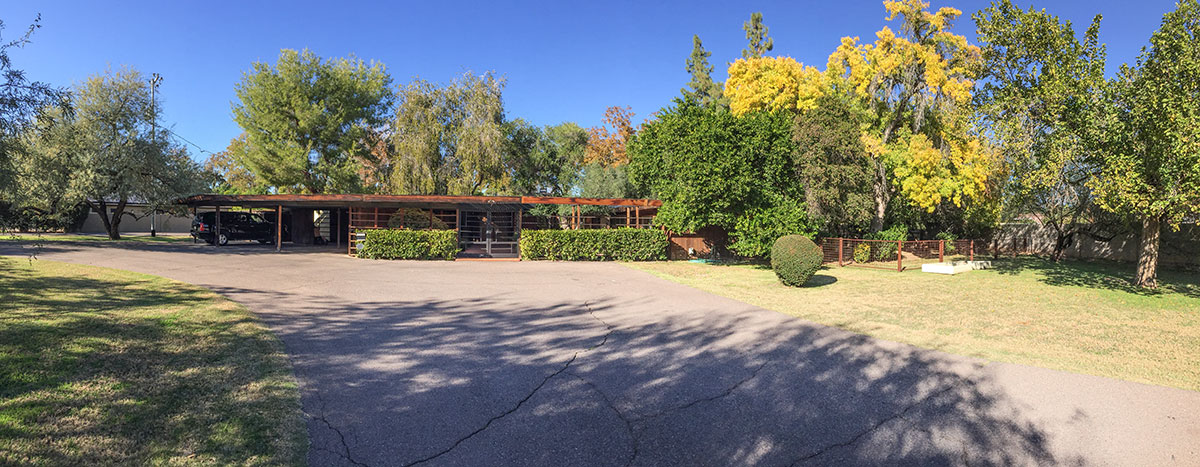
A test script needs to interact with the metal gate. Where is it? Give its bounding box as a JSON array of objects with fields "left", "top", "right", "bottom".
[{"left": 458, "top": 210, "right": 519, "bottom": 257}]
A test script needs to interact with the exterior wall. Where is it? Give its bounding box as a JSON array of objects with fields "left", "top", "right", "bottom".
[
  {"left": 668, "top": 226, "right": 728, "bottom": 260},
  {"left": 991, "top": 222, "right": 1200, "bottom": 269},
  {"left": 78, "top": 205, "right": 193, "bottom": 234}
]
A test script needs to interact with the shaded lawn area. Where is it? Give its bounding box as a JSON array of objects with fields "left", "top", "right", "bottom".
[
  {"left": 0, "top": 258, "right": 306, "bottom": 465},
  {"left": 1, "top": 233, "right": 193, "bottom": 243},
  {"left": 626, "top": 257, "right": 1200, "bottom": 392}
]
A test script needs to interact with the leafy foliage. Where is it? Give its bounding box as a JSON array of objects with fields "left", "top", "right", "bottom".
[
  {"left": 974, "top": 0, "right": 1108, "bottom": 261},
  {"left": 628, "top": 102, "right": 812, "bottom": 258},
  {"left": 504, "top": 120, "right": 587, "bottom": 196},
  {"left": 1091, "top": 0, "right": 1200, "bottom": 287},
  {"left": 232, "top": 49, "right": 393, "bottom": 194},
  {"left": 385, "top": 209, "right": 449, "bottom": 230},
  {"left": 770, "top": 235, "right": 822, "bottom": 286},
  {"left": 14, "top": 67, "right": 208, "bottom": 239},
  {"left": 519, "top": 228, "right": 667, "bottom": 261},
  {"left": 725, "top": 57, "right": 825, "bottom": 116},
  {"left": 0, "top": 15, "right": 69, "bottom": 212},
  {"left": 867, "top": 224, "right": 908, "bottom": 260},
  {"left": 204, "top": 135, "right": 271, "bottom": 194},
  {"left": 853, "top": 243, "right": 872, "bottom": 264},
  {"left": 357, "top": 229, "right": 459, "bottom": 260},
  {"left": 584, "top": 106, "right": 636, "bottom": 167},
  {"left": 793, "top": 94, "right": 875, "bottom": 236},
  {"left": 825, "top": 0, "right": 993, "bottom": 228},
  {"left": 388, "top": 72, "right": 507, "bottom": 195},
  {"left": 729, "top": 196, "right": 817, "bottom": 258}
]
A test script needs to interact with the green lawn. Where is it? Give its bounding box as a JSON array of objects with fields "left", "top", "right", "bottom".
[
  {"left": 1, "top": 233, "right": 193, "bottom": 243},
  {"left": 0, "top": 258, "right": 306, "bottom": 465},
  {"left": 627, "top": 257, "right": 1200, "bottom": 391}
]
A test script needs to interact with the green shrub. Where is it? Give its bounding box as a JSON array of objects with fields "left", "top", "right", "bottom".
[
  {"left": 853, "top": 243, "right": 872, "bottom": 264},
  {"left": 387, "top": 209, "right": 449, "bottom": 230},
  {"left": 771, "top": 235, "right": 823, "bottom": 287},
  {"left": 520, "top": 228, "right": 667, "bottom": 261},
  {"left": 936, "top": 231, "right": 958, "bottom": 253},
  {"left": 357, "top": 229, "right": 459, "bottom": 260},
  {"left": 868, "top": 224, "right": 907, "bottom": 261},
  {"left": 729, "top": 196, "right": 819, "bottom": 259}
]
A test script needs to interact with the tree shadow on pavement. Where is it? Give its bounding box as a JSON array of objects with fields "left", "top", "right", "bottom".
[{"left": 205, "top": 284, "right": 1077, "bottom": 467}]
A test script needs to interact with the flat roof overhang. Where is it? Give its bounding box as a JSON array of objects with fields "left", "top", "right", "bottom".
[{"left": 176, "top": 194, "right": 662, "bottom": 210}]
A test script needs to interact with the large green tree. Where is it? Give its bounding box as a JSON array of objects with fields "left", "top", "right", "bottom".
[
  {"left": 232, "top": 49, "right": 392, "bottom": 194},
  {"left": 682, "top": 35, "right": 726, "bottom": 108},
  {"left": 0, "top": 15, "right": 68, "bottom": 205},
  {"left": 1092, "top": 0, "right": 1200, "bottom": 288},
  {"left": 629, "top": 102, "right": 814, "bottom": 257},
  {"left": 974, "top": 0, "right": 1109, "bottom": 261},
  {"left": 16, "top": 68, "right": 208, "bottom": 239},
  {"left": 504, "top": 120, "right": 587, "bottom": 196},
  {"left": 204, "top": 135, "right": 271, "bottom": 194},
  {"left": 792, "top": 94, "right": 875, "bottom": 237},
  {"left": 388, "top": 72, "right": 507, "bottom": 195}
]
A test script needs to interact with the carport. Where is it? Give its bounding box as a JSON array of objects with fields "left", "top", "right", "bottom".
[{"left": 177, "top": 194, "right": 662, "bottom": 257}]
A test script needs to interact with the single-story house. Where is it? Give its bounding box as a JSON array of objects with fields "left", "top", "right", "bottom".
[{"left": 177, "top": 194, "right": 720, "bottom": 259}]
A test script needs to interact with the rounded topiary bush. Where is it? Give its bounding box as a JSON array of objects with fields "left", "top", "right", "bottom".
[{"left": 771, "top": 235, "right": 823, "bottom": 287}]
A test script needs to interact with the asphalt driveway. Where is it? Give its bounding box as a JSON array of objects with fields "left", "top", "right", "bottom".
[{"left": 3, "top": 241, "right": 1198, "bottom": 466}]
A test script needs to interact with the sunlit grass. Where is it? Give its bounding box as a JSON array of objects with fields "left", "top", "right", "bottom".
[
  {"left": 626, "top": 257, "right": 1200, "bottom": 391},
  {"left": 0, "top": 258, "right": 306, "bottom": 465}
]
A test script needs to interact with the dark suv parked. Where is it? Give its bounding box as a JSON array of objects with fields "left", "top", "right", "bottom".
[{"left": 191, "top": 211, "right": 286, "bottom": 245}]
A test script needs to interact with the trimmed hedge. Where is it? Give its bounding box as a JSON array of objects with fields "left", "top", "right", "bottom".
[
  {"left": 520, "top": 228, "right": 667, "bottom": 261},
  {"left": 771, "top": 235, "right": 823, "bottom": 287},
  {"left": 357, "top": 229, "right": 459, "bottom": 260}
]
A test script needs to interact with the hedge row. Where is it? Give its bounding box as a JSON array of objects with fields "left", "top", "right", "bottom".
[
  {"left": 357, "top": 229, "right": 459, "bottom": 260},
  {"left": 519, "top": 228, "right": 667, "bottom": 261}
]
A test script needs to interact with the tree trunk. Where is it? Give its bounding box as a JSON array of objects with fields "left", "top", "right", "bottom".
[
  {"left": 1051, "top": 229, "right": 1073, "bottom": 263},
  {"left": 107, "top": 198, "right": 127, "bottom": 240},
  {"left": 1135, "top": 215, "right": 1160, "bottom": 289},
  {"left": 90, "top": 200, "right": 113, "bottom": 238},
  {"left": 870, "top": 159, "right": 889, "bottom": 233}
]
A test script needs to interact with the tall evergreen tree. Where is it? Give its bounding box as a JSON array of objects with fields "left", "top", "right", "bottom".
[
  {"left": 742, "top": 12, "right": 774, "bottom": 59},
  {"left": 682, "top": 35, "right": 726, "bottom": 108}
]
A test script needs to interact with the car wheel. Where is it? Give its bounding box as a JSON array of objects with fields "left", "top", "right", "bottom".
[{"left": 218, "top": 233, "right": 228, "bottom": 245}]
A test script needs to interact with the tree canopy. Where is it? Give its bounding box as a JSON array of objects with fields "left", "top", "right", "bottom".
[
  {"left": 1091, "top": 0, "right": 1200, "bottom": 287},
  {"left": 232, "top": 48, "right": 393, "bottom": 194},
  {"left": 974, "top": 0, "right": 1109, "bottom": 261},
  {"left": 628, "top": 102, "right": 813, "bottom": 257},
  {"left": 0, "top": 15, "right": 68, "bottom": 200},
  {"left": 16, "top": 67, "right": 207, "bottom": 239},
  {"left": 387, "top": 71, "right": 507, "bottom": 195}
]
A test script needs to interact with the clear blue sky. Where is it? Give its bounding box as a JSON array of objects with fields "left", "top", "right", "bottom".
[{"left": 1, "top": 0, "right": 1179, "bottom": 161}]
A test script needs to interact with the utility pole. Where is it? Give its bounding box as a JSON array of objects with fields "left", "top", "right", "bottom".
[{"left": 149, "top": 73, "right": 163, "bottom": 237}]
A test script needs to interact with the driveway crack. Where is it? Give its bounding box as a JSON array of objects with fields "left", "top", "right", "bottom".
[
  {"left": 401, "top": 301, "right": 614, "bottom": 466},
  {"left": 308, "top": 390, "right": 370, "bottom": 467},
  {"left": 567, "top": 371, "right": 640, "bottom": 467},
  {"left": 631, "top": 361, "right": 770, "bottom": 424},
  {"left": 787, "top": 380, "right": 961, "bottom": 466}
]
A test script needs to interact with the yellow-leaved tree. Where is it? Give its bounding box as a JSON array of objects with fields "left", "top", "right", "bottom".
[{"left": 727, "top": 0, "right": 1001, "bottom": 232}]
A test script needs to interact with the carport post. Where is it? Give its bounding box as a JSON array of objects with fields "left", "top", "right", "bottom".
[
  {"left": 276, "top": 205, "right": 282, "bottom": 252},
  {"left": 192, "top": 207, "right": 197, "bottom": 243},
  {"left": 214, "top": 205, "right": 221, "bottom": 248}
]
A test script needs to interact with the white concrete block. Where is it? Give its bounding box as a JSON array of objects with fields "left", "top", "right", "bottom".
[{"left": 921, "top": 260, "right": 992, "bottom": 275}]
